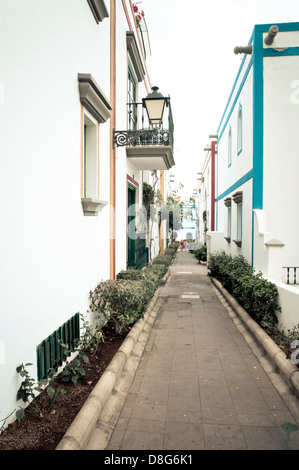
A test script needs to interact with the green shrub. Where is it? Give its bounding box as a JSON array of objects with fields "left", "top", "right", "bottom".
[
  {"left": 116, "top": 269, "right": 143, "bottom": 281},
  {"left": 89, "top": 279, "right": 149, "bottom": 335},
  {"left": 146, "top": 262, "right": 168, "bottom": 278},
  {"left": 208, "top": 251, "right": 280, "bottom": 327},
  {"left": 152, "top": 254, "right": 172, "bottom": 267},
  {"left": 193, "top": 245, "right": 207, "bottom": 262},
  {"left": 117, "top": 267, "right": 161, "bottom": 298},
  {"left": 208, "top": 251, "right": 253, "bottom": 292},
  {"left": 90, "top": 252, "right": 173, "bottom": 335},
  {"left": 168, "top": 241, "right": 179, "bottom": 251},
  {"left": 164, "top": 247, "right": 176, "bottom": 258}
]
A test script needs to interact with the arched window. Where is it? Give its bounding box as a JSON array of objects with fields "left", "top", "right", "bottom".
[{"left": 237, "top": 104, "right": 243, "bottom": 155}]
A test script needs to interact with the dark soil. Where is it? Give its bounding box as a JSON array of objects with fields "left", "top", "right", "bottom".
[{"left": 0, "top": 326, "right": 126, "bottom": 451}]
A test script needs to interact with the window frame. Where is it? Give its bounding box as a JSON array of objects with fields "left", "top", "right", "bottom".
[
  {"left": 224, "top": 197, "right": 232, "bottom": 243},
  {"left": 128, "top": 66, "right": 138, "bottom": 130},
  {"left": 86, "top": 0, "right": 109, "bottom": 24},
  {"left": 83, "top": 109, "right": 99, "bottom": 200},
  {"left": 78, "top": 74, "right": 111, "bottom": 216},
  {"left": 232, "top": 191, "right": 243, "bottom": 247},
  {"left": 237, "top": 202, "right": 242, "bottom": 241}
]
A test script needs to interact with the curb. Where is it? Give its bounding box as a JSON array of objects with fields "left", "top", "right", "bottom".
[
  {"left": 56, "top": 269, "right": 169, "bottom": 451},
  {"left": 211, "top": 277, "right": 299, "bottom": 419}
]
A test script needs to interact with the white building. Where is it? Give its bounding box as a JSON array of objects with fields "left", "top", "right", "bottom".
[
  {"left": 207, "top": 21, "right": 299, "bottom": 331},
  {"left": 196, "top": 139, "right": 217, "bottom": 246},
  {"left": 0, "top": 0, "right": 174, "bottom": 425}
]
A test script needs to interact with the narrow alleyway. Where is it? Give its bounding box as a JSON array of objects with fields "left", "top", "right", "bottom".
[{"left": 96, "top": 252, "right": 299, "bottom": 450}]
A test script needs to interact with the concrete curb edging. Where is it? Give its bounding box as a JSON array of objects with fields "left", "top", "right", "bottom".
[
  {"left": 211, "top": 277, "right": 299, "bottom": 413},
  {"left": 56, "top": 269, "right": 170, "bottom": 451}
]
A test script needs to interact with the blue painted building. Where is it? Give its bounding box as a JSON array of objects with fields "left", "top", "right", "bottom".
[
  {"left": 207, "top": 21, "right": 299, "bottom": 330},
  {"left": 208, "top": 22, "right": 299, "bottom": 277}
]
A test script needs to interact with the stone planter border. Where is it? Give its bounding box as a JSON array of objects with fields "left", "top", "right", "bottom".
[{"left": 211, "top": 276, "right": 299, "bottom": 422}]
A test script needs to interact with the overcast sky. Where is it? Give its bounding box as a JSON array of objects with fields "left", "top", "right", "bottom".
[{"left": 138, "top": 0, "right": 299, "bottom": 195}]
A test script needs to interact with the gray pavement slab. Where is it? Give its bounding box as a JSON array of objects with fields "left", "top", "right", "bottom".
[{"left": 94, "top": 251, "right": 299, "bottom": 450}]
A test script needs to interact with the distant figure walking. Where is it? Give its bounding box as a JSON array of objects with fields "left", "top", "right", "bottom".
[
  {"left": 179, "top": 240, "right": 184, "bottom": 251},
  {"left": 183, "top": 240, "right": 188, "bottom": 251}
]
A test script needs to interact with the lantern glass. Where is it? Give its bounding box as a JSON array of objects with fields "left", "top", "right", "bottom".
[{"left": 143, "top": 86, "right": 167, "bottom": 127}]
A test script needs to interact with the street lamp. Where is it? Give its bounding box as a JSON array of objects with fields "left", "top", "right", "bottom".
[{"left": 142, "top": 86, "right": 169, "bottom": 127}]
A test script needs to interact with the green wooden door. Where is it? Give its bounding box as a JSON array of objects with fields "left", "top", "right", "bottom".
[{"left": 128, "top": 186, "right": 136, "bottom": 267}]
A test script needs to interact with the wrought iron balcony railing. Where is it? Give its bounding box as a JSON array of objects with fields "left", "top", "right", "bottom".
[
  {"left": 113, "top": 127, "right": 171, "bottom": 148},
  {"left": 113, "top": 101, "right": 174, "bottom": 150}
]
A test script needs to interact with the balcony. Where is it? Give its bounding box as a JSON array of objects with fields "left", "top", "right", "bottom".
[{"left": 113, "top": 87, "right": 175, "bottom": 171}]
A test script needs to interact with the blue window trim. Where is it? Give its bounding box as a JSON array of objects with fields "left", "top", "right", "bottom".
[
  {"left": 218, "top": 57, "right": 253, "bottom": 143},
  {"left": 216, "top": 21, "right": 299, "bottom": 235},
  {"left": 217, "top": 49, "right": 251, "bottom": 135},
  {"left": 237, "top": 103, "right": 243, "bottom": 156},
  {"left": 217, "top": 169, "right": 253, "bottom": 202}
]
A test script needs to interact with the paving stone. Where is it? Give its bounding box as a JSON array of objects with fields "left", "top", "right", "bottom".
[{"left": 163, "top": 421, "right": 205, "bottom": 450}]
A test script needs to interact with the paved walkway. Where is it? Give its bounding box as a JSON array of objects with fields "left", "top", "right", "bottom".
[{"left": 102, "top": 251, "right": 299, "bottom": 450}]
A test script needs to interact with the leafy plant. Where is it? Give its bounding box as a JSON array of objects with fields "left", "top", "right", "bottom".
[
  {"left": 164, "top": 247, "right": 176, "bottom": 258},
  {"left": 78, "top": 312, "right": 104, "bottom": 357},
  {"left": 58, "top": 341, "right": 90, "bottom": 385},
  {"left": 143, "top": 182, "right": 155, "bottom": 220},
  {"left": 208, "top": 251, "right": 280, "bottom": 328},
  {"left": 89, "top": 279, "right": 148, "bottom": 335},
  {"left": 15, "top": 363, "right": 66, "bottom": 422},
  {"left": 90, "top": 250, "right": 174, "bottom": 335},
  {"left": 152, "top": 254, "right": 172, "bottom": 267},
  {"left": 168, "top": 241, "right": 179, "bottom": 251},
  {"left": 16, "top": 363, "right": 37, "bottom": 405},
  {"left": 146, "top": 262, "right": 168, "bottom": 278},
  {"left": 193, "top": 245, "right": 207, "bottom": 262}
]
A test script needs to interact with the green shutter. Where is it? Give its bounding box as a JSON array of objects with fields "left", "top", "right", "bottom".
[{"left": 36, "top": 313, "right": 80, "bottom": 381}]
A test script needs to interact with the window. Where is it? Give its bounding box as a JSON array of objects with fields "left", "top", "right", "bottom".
[
  {"left": 237, "top": 202, "right": 242, "bottom": 240},
  {"left": 126, "top": 31, "right": 145, "bottom": 131},
  {"left": 237, "top": 104, "right": 243, "bottom": 155},
  {"left": 228, "top": 206, "right": 232, "bottom": 238},
  {"left": 126, "top": 32, "right": 145, "bottom": 82},
  {"left": 83, "top": 111, "right": 98, "bottom": 199},
  {"left": 228, "top": 125, "right": 232, "bottom": 167},
  {"left": 128, "top": 67, "right": 137, "bottom": 130},
  {"left": 224, "top": 197, "right": 231, "bottom": 243},
  {"left": 78, "top": 74, "right": 111, "bottom": 216},
  {"left": 86, "top": 0, "right": 109, "bottom": 24},
  {"left": 232, "top": 191, "right": 243, "bottom": 247}
]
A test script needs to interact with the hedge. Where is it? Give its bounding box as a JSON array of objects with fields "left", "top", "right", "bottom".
[
  {"left": 89, "top": 249, "right": 176, "bottom": 335},
  {"left": 193, "top": 245, "right": 207, "bottom": 262},
  {"left": 208, "top": 251, "right": 280, "bottom": 327},
  {"left": 89, "top": 279, "right": 149, "bottom": 335}
]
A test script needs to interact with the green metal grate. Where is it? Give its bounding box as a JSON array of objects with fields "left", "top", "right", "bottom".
[{"left": 36, "top": 313, "right": 80, "bottom": 381}]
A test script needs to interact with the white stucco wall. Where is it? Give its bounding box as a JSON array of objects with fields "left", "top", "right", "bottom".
[
  {"left": 263, "top": 54, "right": 299, "bottom": 269},
  {"left": 0, "top": 0, "right": 113, "bottom": 424},
  {"left": 213, "top": 53, "right": 253, "bottom": 264}
]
